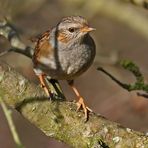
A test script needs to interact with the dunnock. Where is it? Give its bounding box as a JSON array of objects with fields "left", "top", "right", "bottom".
[{"left": 33, "top": 16, "right": 96, "bottom": 120}]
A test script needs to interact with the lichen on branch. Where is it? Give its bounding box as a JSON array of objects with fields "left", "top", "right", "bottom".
[{"left": 97, "top": 60, "right": 148, "bottom": 98}]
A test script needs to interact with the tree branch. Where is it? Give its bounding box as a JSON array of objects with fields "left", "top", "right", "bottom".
[
  {"left": 0, "top": 96, "right": 24, "bottom": 148},
  {"left": 0, "top": 60, "right": 148, "bottom": 147},
  {"left": 0, "top": 18, "right": 33, "bottom": 58},
  {"left": 97, "top": 60, "right": 148, "bottom": 98}
]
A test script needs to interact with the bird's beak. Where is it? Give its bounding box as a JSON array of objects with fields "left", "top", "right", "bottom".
[{"left": 81, "top": 26, "right": 96, "bottom": 33}]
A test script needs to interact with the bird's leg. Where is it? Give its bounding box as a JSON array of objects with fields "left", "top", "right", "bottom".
[
  {"left": 38, "top": 74, "right": 52, "bottom": 98},
  {"left": 68, "top": 80, "right": 92, "bottom": 120}
]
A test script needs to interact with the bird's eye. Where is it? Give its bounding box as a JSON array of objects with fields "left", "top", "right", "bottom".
[{"left": 68, "top": 27, "right": 76, "bottom": 33}]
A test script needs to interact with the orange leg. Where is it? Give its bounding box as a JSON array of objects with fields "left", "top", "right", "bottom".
[
  {"left": 38, "top": 74, "right": 51, "bottom": 97},
  {"left": 68, "top": 80, "right": 92, "bottom": 120}
]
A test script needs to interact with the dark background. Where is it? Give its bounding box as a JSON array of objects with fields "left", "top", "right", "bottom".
[{"left": 0, "top": 0, "right": 148, "bottom": 147}]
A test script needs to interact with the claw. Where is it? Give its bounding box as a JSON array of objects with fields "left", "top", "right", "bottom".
[
  {"left": 76, "top": 97, "right": 92, "bottom": 121},
  {"left": 68, "top": 80, "right": 93, "bottom": 121}
]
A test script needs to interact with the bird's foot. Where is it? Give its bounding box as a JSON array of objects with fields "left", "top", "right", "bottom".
[{"left": 76, "top": 97, "right": 92, "bottom": 121}]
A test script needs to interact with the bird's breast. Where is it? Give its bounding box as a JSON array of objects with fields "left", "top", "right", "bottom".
[{"left": 58, "top": 43, "right": 95, "bottom": 79}]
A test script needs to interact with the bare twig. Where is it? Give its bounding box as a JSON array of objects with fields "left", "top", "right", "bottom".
[{"left": 0, "top": 96, "right": 24, "bottom": 148}]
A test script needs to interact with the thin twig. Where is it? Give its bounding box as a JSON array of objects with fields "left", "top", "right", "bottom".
[
  {"left": 0, "top": 96, "right": 24, "bottom": 148},
  {"left": 97, "top": 67, "right": 131, "bottom": 90},
  {"left": 97, "top": 60, "right": 148, "bottom": 98}
]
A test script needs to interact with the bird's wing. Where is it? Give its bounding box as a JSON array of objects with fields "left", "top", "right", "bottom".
[{"left": 32, "top": 30, "right": 52, "bottom": 65}]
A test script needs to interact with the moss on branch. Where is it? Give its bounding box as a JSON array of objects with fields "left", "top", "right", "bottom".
[
  {"left": 0, "top": 61, "right": 148, "bottom": 147},
  {"left": 97, "top": 60, "right": 148, "bottom": 98}
]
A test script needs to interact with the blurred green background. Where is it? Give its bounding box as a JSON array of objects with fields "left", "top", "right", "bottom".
[{"left": 0, "top": 0, "right": 148, "bottom": 147}]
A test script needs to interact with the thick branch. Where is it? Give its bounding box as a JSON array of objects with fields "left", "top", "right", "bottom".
[{"left": 0, "top": 61, "right": 148, "bottom": 147}]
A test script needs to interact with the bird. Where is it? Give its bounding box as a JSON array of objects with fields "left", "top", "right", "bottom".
[{"left": 32, "top": 16, "right": 96, "bottom": 120}]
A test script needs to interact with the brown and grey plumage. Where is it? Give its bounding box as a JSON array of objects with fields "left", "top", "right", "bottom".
[{"left": 32, "top": 16, "right": 96, "bottom": 120}]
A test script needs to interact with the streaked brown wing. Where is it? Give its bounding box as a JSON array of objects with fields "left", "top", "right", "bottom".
[{"left": 33, "top": 30, "right": 52, "bottom": 66}]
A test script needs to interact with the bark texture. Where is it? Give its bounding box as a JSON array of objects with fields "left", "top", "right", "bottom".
[{"left": 0, "top": 61, "right": 148, "bottom": 147}]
